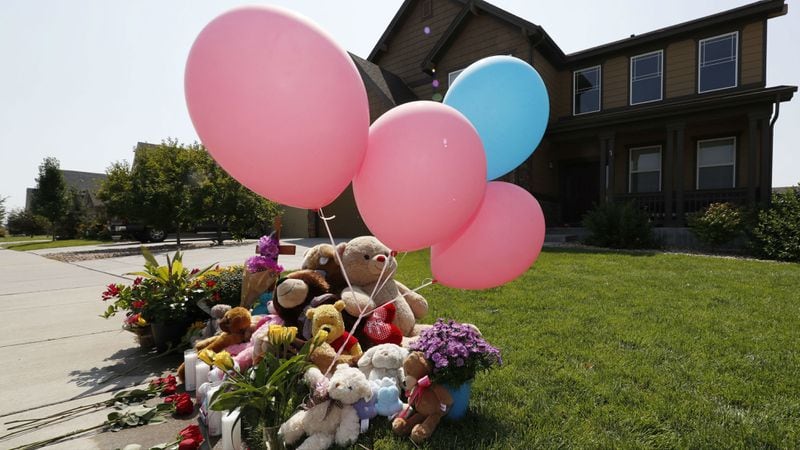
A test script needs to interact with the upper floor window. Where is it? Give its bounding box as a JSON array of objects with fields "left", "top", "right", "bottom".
[
  {"left": 629, "top": 146, "right": 662, "bottom": 193},
  {"left": 448, "top": 69, "right": 464, "bottom": 87},
  {"left": 630, "top": 50, "right": 663, "bottom": 105},
  {"left": 698, "top": 32, "right": 738, "bottom": 93},
  {"left": 573, "top": 66, "right": 601, "bottom": 115},
  {"left": 697, "top": 137, "right": 736, "bottom": 189}
]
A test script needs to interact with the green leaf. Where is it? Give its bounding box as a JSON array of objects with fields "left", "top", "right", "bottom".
[{"left": 141, "top": 246, "right": 159, "bottom": 269}]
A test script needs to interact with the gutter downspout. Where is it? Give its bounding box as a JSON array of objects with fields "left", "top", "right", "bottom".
[{"left": 764, "top": 95, "right": 781, "bottom": 206}]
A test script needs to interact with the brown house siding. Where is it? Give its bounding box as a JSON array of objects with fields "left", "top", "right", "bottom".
[
  {"left": 532, "top": 49, "right": 562, "bottom": 122},
  {"left": 556, "top": 70, "right": 572, "bottom": 118},
  {"left": 373, "top": 0, "right": 462, "bottom": 87},
  {"left": 666, "top": 39, "right": 696, "bottom": 98},
  {"left": 603, "top": 56, "right": 628, "bottom": 109},
  {"left": 741, "top": 20, "right": 765, "bottom": 86}
]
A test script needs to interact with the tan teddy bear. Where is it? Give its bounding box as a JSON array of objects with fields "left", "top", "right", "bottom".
[
  {"left": 392, "top": 351, "right": 453, "bottom": 444},
  {"left": 336, "top": 236, "right": 428, "bottom": 337},
  {"left": 306, "top": 300, "right": 363, "bottom": 369}
]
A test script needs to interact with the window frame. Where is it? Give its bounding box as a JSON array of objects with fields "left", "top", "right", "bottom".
[
  {"left": 448, "top": 69, "right": 464, "bottom": 87},
  {"left": 629, "top": 50, "right": 664, "bottom": 105},
  {"left": 697, "top": 31, "right": 739, "bottom": 94},
  {"left": 696, "top": 137, "right": 737, "bottom": 190},
  {"left": 573, "top": 65, "right": 602, "bottom": 116},
  {"left": 628, "top": 145, "right": 663, "bottom": 193}
]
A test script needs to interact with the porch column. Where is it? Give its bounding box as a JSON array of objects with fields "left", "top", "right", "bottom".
[
  {"left": 665, "top": 129, "right": 675, "bottom": 224},
  {"left": 667, "top": 122, "right": 685, "bottom": 225},
  {"left": 599, "top": 132, "right": 615, "bottom": 202}
]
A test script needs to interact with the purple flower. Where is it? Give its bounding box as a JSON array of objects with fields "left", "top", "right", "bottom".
[
  {"left": 245, "top": 255, "right": 283, "bottom": 274},
  {"left": 257, "top": 234, "right": 280, "bottom": 260}
]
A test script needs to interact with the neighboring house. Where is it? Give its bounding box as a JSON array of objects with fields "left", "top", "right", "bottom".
[
  {"left": 287, "top": 0, "right": 796, "bottom": 237},
  {"left": 25, "top": 170, "right": 107, "bottom": 219}
]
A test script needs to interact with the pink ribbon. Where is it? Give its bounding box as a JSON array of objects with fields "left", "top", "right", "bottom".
[{"left": 398, "top": 376, "right": 431, "bottom": 419}]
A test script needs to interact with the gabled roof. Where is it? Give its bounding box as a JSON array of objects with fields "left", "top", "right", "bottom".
[
  {"left": 350, "top": 53, "right": 417, "bottom": 106},
  {"left": 60, "top": 170, "right": 107, "bottom": 208},
  {"left": 380, "top": 0, "right": 787, "bottom": 72}
]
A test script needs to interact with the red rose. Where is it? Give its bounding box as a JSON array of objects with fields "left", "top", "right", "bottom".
[
  {"left": 163, "top": 383, "right": 177, "bottom": 395},
  {"left": 179, "top": 424, "right": 203, "bottom": 442},
  {"left": 165, "top": 374, "right": 177, "bottom": 385},
  {"left": 178, "top": 438, "right": 200, "bottom": 450},
  {"left": 168, "top": 393, "right": 194, "bottom": 416}
]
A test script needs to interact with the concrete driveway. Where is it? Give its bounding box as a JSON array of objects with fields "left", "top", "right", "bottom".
[{"left": 0, "top": 238, "right": 341, "bottom": 449}]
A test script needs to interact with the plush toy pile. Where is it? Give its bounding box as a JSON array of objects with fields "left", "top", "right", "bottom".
[{"left": 178, "top": 235, "right": 499, "bottom": 449}]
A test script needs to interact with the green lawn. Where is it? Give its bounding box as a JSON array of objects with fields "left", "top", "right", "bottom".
[
  {"left": 337, "top": 248, "right": 800, "bottom": 449},
  {"left": 0, "top": 235, "right": 49, "bottom": 243},
  {"left": 3, "top": 239, "right": 104, "bottom": 251}
]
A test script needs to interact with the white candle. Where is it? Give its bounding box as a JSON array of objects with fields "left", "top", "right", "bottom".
[
  {"left": 195, "top": 362, "right": 210, "bottom": 403},
  {"left": 183, "top": 350, "right": 197, "bottom": 391},
  {"left": 206, "top": 383, "right": 223, "bottom": 437},
  {"left": 221, "top": 408, "right": 243, "bottom": 450}
]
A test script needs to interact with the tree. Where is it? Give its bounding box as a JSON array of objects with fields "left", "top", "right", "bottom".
[
  {"left": 6, "top": 209, "right": 51, "bottom": 237},
  {"left": 32, "top": 157, "right": 68, "bottom": 240},
  {"left": 57, "top": 188, "right": 88, "bottom": 239},
  {"left": 0, "top": 195, "right": 7, "bottom": 225},
  {"left": 97, "top": 161, "right": 135, "bottom": 221}
]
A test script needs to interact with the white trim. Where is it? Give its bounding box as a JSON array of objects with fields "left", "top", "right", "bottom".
[
  {"left": 448, "top": 68, "right": 465, "bottom": 87},
  {"left": 696, "top": 137, "right": 737, "bottom": 189},
  {"left": 573, "top": 65, "right": 602, "bottom": 115},
  {"left": 629, "top": 50, "right": 663, "bottom": 105},
  {"left": 698, "top": 31, "right": 739, "bottom": 94},
  {"left": 628, "top": 145, "right": 662, "bottom": 193}
]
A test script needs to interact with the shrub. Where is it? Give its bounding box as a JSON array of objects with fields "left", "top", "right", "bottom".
[
  {"left": 688, "top": 202, "right": 743, "bottom": 247},
  {"left": 582, "top": 202, "right": 655, "bottom": 249},
  {"left": 0, "top": 226, "right": 6, "bottom": 237},
  {"left": 6, "top": 209, "right": 51, "bottom": 236},
  {"left": 202, "top": 265, "right": 244, "bottom": 308},
  {"left": 751, "top": 185, "right": 800, "bottom": 262}
]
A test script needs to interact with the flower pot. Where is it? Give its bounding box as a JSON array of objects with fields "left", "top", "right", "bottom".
[
  {"left": 263, "top": 425, "right": 285, "bottom": 450},
  {"left": 132, "top": 327, "right": 155, "bottom": 349},
  {"left": 150, "top": 321, "right": 188, "bottom": 353},
  {"left": 444, "top": 380, "right": 472, "bottom": 420}
]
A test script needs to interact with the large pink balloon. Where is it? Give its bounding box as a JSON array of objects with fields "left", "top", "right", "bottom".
[
  {"left": 353, "top": 101, "right": 487, "bottom": 251},
  {"left": 185, "top": 6, "right": 369, "bottom": 209},
  {"left": 431, "top": 182, "right": 546, "bottom": 289}
]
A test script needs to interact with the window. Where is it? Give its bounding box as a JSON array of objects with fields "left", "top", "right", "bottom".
[
  {"left": 629, "top": 146, "right": 662, "bottom": 193},
  {"left": 448, "top": 69, "right": 464, "bottom": 87},
  {"left": 573, "top": 66, "right": 601, "bottom": 115},
  {"left": 630, "top": 50, "right": 663, "bottom": 105},
  {"left": 697, "top": 137, "right": 736, "bottom": 189},
  {"left": 698, "top": 32, "right": 738, "bottom": 93}
]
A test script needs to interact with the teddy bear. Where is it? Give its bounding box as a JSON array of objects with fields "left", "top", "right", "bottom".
[
  {"left": 302, "top": 243, "right": 347, "bottom": 293},
  {"left": 336, "top": 236, "right": 428, "bottom": 337},
  {"left": 279, "top": 364, "right": 372, "bottom": 450},
  {"left": 273, "top": 270, "right": 330, "bottom": 330},
  {"left": 200, "top": 304, "right": 231, "bottom": 339},
  {"left": 392, "top": 351, "right": 453, "bottom": 444},
  {"left": 306, "top": 300, "right": 363, "bottom": 370},
  {"left": 358, "top": 344, "right": 408, "bottom": 388},
  {"left": 375, "top": 377, "right": 404, "bottom": 418},
  {"left": 178, "top": 307, "right": 252, "bottom": 382}
]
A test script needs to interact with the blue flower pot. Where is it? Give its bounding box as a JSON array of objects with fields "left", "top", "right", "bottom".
[{"left": 444, "top": 381, "right": 472, "bottom": 420}]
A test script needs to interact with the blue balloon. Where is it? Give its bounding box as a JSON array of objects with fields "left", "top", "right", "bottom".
[{"left": 444, "top": 55, "right": 549, "bottom": 180}]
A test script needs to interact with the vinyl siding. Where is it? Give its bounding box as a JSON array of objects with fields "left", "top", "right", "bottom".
[
  {"left": 741, "top": 20, "right": 765, "bottom": 86},
  {"left": 603, "top": 56, "right": 628, "bottom": 109},
  {"left": 666, "top": 39, "right": 696, "bottom": 98}
]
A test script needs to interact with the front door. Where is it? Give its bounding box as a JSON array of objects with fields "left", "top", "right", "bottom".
[{"left": 561, "top": 161, "right": 601, "bottom": 226}]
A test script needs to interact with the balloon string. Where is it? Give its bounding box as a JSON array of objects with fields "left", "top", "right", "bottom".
[
  {"left": 361, "top": 278, "right": 436, "bottom": 316},
  {"left": 318, "top": 208, "right": 394, "bottom": 378}
]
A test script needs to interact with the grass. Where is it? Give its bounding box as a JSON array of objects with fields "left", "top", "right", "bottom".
[
  {"left": 0, "top": 234, "right": 49, "bottom": 243},
  {"left": 4, "top": 239, "right": 104, "bottom": 251},
  {"left": 315, "top": 247, "right": 799, "bottom": 449}
]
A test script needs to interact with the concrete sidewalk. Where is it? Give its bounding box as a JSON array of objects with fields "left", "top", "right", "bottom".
[{"left": 0, "top": 238, "right": 344, "bottom": 449}]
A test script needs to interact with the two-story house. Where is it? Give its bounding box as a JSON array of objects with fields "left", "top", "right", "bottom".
[{"left": 286, "top": 0, "right": 795, "bottom": 237}]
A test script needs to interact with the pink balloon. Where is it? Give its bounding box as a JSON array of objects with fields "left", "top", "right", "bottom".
[
  {"left": 353, "top": 101, "right": 487, "bottom": 251},
  {"left": 185, "top": 6, "right": 369, "bottom": 209},
  {"left": 431, "top": 182, "right": 546, "bottom": 289}
]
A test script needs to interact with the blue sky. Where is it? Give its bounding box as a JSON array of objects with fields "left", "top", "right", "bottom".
[{"left": 1, "top": 0, "right": 797, "bottom": 212}]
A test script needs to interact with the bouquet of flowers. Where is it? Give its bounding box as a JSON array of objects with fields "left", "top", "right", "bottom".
[
  {"left": 410, "top": 319, "right": 502, "bottom": 386},
  {"left": 241, "top": 234, "right": 284, "bottom": 310}
]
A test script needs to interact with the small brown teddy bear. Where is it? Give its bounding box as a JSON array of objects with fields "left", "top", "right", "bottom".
[
  {"left": 306, "top": 300, "right": 363, "bottom": 370},
  {"left": 392, "top": 351, "right": 453, "bottom": 444},
  {"left": 302, "top": 243, "right": 347, "bottom": 293},
  {"left": 178, "top": 307, "right": 252, "bottom": 381}
]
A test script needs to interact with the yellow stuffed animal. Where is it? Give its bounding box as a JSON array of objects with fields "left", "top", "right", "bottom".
[{"left": 306, "top": 300, "right": 363, "bottom": 369}]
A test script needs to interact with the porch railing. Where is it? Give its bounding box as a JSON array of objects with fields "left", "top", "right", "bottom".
[{"left": 613, "top": 188, "right": 749, "bottom": 225}]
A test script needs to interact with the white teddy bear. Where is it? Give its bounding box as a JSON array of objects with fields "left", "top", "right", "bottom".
[
  {"left": 357, "top": 343, "right": 408, "bottom": 389},
  {"left": 279, "top": 364, "right": 373, "bottom": 450}
]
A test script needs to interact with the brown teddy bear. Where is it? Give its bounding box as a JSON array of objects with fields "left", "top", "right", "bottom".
[
  {"left": 306, "top": 300, "right": 363, "bottom": 370},
  {"left": 392, "top": 351, "right": 453, "bottom": 444},
  {"left": 178, "top": 306, "right": 252, "bottom": 381},
  {"left": 337, "top": 236, "right": 428, "bottom": 337},
  {"left": 273, "top": 269, "right": 330, "bottom": 329},
  {"left": 302, "top": 243, "right": 347, "bottom": 293}
]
